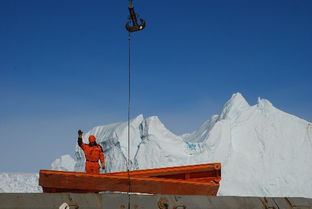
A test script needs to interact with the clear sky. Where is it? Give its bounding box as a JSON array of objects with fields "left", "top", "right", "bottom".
[{"left": 0, "top": 0, "right": 311, "bottom": 172}]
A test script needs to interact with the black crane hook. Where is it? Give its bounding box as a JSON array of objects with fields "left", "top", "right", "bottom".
[{"left": 125, "top": 1, "right": 146, "bottom": 32}]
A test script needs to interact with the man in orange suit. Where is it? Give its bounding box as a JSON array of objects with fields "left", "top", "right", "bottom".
[{"left": 77, "top": 130, "right": 105, "bottom": 174}]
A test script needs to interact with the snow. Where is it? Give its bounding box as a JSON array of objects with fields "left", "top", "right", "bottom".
[
  {"left": 1, "top": 92, "right": 312, "bottom": 198},
  {"left": 51, "top": 154, "right": 75, "bottom": 171},
  {"left": 0, "top": 173, "right": 41, "bottom": 193}
]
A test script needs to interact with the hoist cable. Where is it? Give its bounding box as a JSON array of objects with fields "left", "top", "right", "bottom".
[
  {"left": 127, "top": 31, "right": 132, "bottom": 209},
  {"left": 126, "top": 0, "right": 145, "bottom": 207}
]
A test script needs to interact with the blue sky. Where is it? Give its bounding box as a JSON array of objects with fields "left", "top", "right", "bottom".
[{"left": 0, "top": 0, "right": 311, "bottom": 172}]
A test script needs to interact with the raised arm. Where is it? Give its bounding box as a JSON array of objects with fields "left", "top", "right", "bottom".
[{"left": 77, "top": 129, "right": 86, "bottom": 150}]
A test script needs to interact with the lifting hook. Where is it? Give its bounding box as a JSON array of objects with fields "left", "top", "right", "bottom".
[{"left": 125, "top": 1, "right": 146, "bottom": 32}]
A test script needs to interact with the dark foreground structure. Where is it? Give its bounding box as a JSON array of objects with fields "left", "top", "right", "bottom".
[{"left": 1, "top": 193, "right": 312, "bottom": 209}]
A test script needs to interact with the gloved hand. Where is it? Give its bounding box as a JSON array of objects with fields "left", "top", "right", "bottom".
[
  {"left": 101, "top": 163, "right": 105, "bottom": 170},
  {"left": 78, "top": 129, "right": 83, "bottom": 137}
]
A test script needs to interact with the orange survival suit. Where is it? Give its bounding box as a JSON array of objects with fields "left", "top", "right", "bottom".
[{"left": 78, "top": 134, "right": 105, "bottom": 174}]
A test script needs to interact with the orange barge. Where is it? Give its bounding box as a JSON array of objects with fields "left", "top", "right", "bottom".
[{"left": 39, "top": 163, "right": 221, "bottom": 195}]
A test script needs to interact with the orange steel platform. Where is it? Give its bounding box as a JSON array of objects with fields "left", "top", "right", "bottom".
[{"left": 39, "top": 163, "right": 221, "bottom": 195}]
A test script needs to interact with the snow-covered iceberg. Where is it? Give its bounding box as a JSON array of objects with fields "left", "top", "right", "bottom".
[
  {"left": 1, "top": 93, "right": 311, "bottom": 197},
  {"left": 58, "top": 93, "right": 311, "bottom": 197}
]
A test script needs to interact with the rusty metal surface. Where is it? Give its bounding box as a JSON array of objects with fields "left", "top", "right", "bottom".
[
  {"left": 0, "top": 194, "right": 312, "bottom": 209},
  {"left": 39, "top": 163, "right": 221, "bottom": 195}
]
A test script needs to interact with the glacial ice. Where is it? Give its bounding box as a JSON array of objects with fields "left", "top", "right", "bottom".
[{"left": 1, "top": 93, "right": 312, "bottom": 197}]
